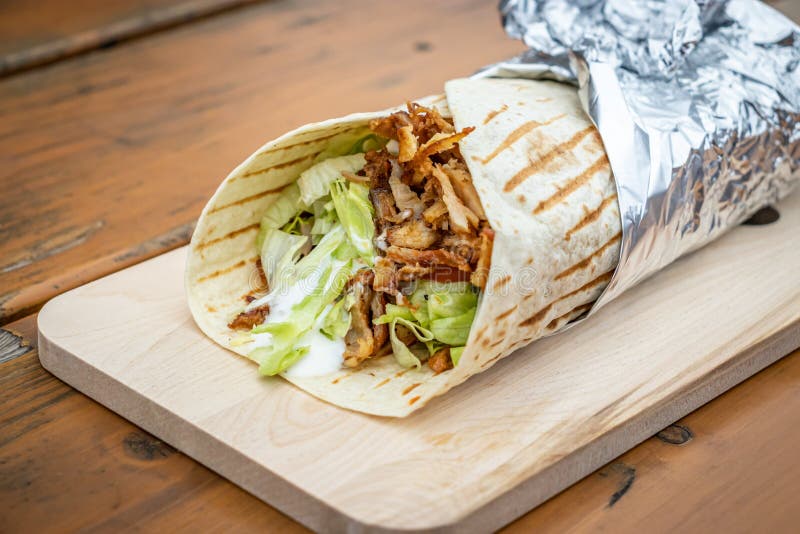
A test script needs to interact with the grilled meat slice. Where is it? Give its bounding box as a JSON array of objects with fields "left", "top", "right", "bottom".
[
  {"left": 396, "top": 264, "right": 433, "bottom": 282},
  {"left": 386, "top": 245, "right": 471, "bottom": 271},
  {"left": 364, "top": 148, "right": 393, "bottom": 187},
  {"left": 228, "top": 305, "right": 269, "bottom": 331},
  {"left": 371, "top": 291, "right": 388, "bottom": 352},
  {"left": 411, "top": 128, "right": 474, "bottom": 170},
  {"left": 388, "top": 160, "right": 424, "bottom": 216},
  {"left": 369, "top": 111, "right": 413, "bottom": 140},
  {"left": 397, "top": 264, "right": 469, "bottom": 283},
  {"left": 431, "top": 165, "right": 479, "bottom": 233},
  {"left": 386, "top": 219, "right": 439, "bottom": 250},
  {"left": 443, "top": 159, "right": 486, "bottom": 220},
  {"left": 470, "top": 226, "right": 495, "bottom": 289},
  {"left": 406, "top": 102, "right": 455, "bottom": 139},
  {"left": 422, "top": 199, "right": 448, "bottom": 228},
  {"left": 441, "top": 233, "right": 481, "bottom": 263},
  {"left": 343, "top": 270, "right": 376, "bottom": 367},
  {"left": 397, "top": 125, "right": 418, "bottom": 163},
  {"left": 373, "top": 257, "right": 398, "bottom": 294},
  {"left": 364, "top": 150, "right": 398, "bottom": 233},
  {"left": 428, "top": 347, "right": 454, "bottom": 373},
  {"left": 372, "top": 190, "right": 399, "bottom": 233}
]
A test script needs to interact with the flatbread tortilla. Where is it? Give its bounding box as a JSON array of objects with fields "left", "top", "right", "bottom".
[{"left": 186, "top": 79, "right": 620, "bottom": 416}]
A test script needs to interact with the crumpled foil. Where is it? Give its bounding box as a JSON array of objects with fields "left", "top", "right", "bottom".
[{"left": 477, "top": 0, "right": 800, "bottom": 310}]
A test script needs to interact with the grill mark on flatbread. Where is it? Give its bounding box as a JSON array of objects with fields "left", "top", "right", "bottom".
[
  {"left": 532, "top": 154, "right": 610, "bottom": 215},
  {"left": 237, "top": 152, "right": 319, "bottom": 180},
  {"left": 195, "top": 258, "right": 251, "bottom": 283},
  {"left": 257, "top": 127, "right": 356, "bottom": 156},
  {"left": 208, "top": 183, "right": 291, "bottom": 213},
  {"left": 403, "top": 383, "right": 421, "bottom": 395},
  {"left": 480, "top": 354, "right": 502, "bottom": 368},
  {"left": 503, "top": 126, "right": 598, "bottom": 192},
  {"left": 562, "top": 270, "right": 613, "bottom": 300},
  {"left": 519, "top": 303, "right": 551, "bottom": 328},
  {"left": 520, "top": 270, "right": 613, "bottom": 327},
  {"left": 408, "top": 396, "right": 421, "bottom": 405},
  {"left": 482, "top": 114, "right": 566, "bottom": 165},
  {"left": 395, "top": 369, "right": 411, "bottom": 378},
  {"left": 489, "top": 338, "right": 504, "bottom": 348},
  {"left": 555, "top": 232, "right": 621, "bottom": 281},
  {"left": 546, "top": 303, "right": 592, "bottom": 329},
  {"left": 195, "top": 223, "right": 259, "bottom": 249},
  {"left": 475, "top": 325, "right": 488, "bottom": 340},
  {"left": 483, "top": 104, "right": 508, "bottom": 125},
  {"left": 491, "top": 274, "right": 511, "bottom": 292},
  {"left": 496, "top": 305, "right": 517, "bottom": 320},
  {"left": 374, "top": 378, "right": 391, "bottom": 388},
  {"left": 565, "top": 193, "right": 618, "bottom": 241}
]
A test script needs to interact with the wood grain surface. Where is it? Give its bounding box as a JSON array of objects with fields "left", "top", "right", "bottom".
[
  {"left": 34, "top": 188, "right": 800, "bottom": 532},
  {"left": 0, "top": 0, "right": 258, "bottom": 76},
  {"left": 0, "top": 0, "right": 524, "bottom": 324},
  {"left": 0, "top": 315, "right": 304, "bottom": 533},
  {"left": 1, "top": 0, "right": 799, "bottom": 531},
  {"left": 4, "top": 313, "right": 800, "bottom": 532}
]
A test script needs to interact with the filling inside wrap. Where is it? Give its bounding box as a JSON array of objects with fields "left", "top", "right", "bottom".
[
  {"left": 226, "top": 104, "right": 493, "bottom": 377},
  {"left": 188, "top": 78, "right": 621, "bottom": 416}
]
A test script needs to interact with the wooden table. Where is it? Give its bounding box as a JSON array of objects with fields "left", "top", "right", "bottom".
[{"left": 1, "top": 1, "right": 798, "bottom": 531}]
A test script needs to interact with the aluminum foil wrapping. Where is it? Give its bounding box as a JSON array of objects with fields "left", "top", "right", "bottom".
[{"left": 477, "top": 0, "right": 800, "bottom": 309}]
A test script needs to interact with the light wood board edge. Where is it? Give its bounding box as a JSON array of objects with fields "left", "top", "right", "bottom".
[{"left": 37, "top": 305, "right": 800, "bottom": 532}]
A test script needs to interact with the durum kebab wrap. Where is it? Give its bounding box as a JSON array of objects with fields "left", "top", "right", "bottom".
[{"left": 187, "top": 78, "right": 622, "bottom": 416}]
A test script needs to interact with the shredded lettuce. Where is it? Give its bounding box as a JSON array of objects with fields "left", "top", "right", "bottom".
[
  {"left": 258, "top": 228, "right": 308, "bottom": 290},
  {"left": 251, "top": 226, "right": 361, "bottom": 375},
  {"left": 257, "top": 183, "right": 304, "bottom": 249},
  {"left": 408, "top": 291, "right": 429, "bottom": 325},
  {"left": 314, "top": 128, "right": 388, "bottom": 162},
  {"left": 320, "top": 299, "right": 351, "bottom": 339},
  {"left": 426, "top": 285, "right": 478, "bottom": 345},
  {"left": 375, "top": 302, "right": 434, "bottom": 369},
  {"left": 253, "top": 343, "right": 309, "bottom": 376},
  {"left": 427, "top": 285, "right": 477, "bottom": 320},
  {"left": 253, "top": 259, "right": 351, "bottom": 375},
  {"left": 281, "top": 211, "right": 313, "bottom": 235},
  {"left": 375, "top": 281, "right": 479, "bottom": 368},
  {"left": 242, "top": 130, "right": 394, "bottom": 376},
  {"left": 294, "top": 225, "right": 347, "bottom": 281},
  {"left": 377, "top": 303, "right": 415, "bottom": 323},
  {"left": 310, "top": 216, "right": 336, "bottom": 236},
  {"left": 429, "top": 308, "right": 476, "bottom": 346},
  {"left": 450, "top": 346, "right": 465, "bottom": 366},
  {"left": 298, "top": 154, "right": 366, "bottom": 206},
  {"left": 390, "top": 317, "right": 435, "bottom": 369},
  {"left": 330, "top": 180, "right": 375, "bottom": 263}
]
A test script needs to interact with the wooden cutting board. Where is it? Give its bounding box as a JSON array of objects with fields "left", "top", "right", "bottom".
[{"left": 37, "top": 193, "right": 800, "bottom": 533}]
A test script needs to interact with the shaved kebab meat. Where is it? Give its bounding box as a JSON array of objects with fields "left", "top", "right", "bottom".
[
  {"left": 335, "top": 103, "right": 493, "bottom": 371},
  {"left": 228, "top": 305, "right": 270, "bottom": 331}
]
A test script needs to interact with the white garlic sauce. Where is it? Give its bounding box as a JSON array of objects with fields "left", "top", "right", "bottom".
[{"left": 244, "top": 260, "right": 348, "bottom": 377}]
